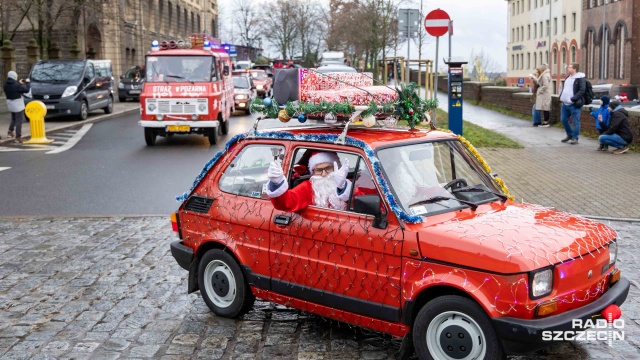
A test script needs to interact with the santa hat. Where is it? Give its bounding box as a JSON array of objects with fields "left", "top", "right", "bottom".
[{"left": 308, "top": 151, "right": 340, "bottom": 172}]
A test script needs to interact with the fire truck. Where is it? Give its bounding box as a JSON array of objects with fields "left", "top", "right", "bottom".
[{"left": 138, "top": 34, "right": 234, "bottom": 146}]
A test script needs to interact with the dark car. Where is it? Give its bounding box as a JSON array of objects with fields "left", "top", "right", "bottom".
[
  {"left": 24, "top": 59, "right": 114, "bottom": 120},
  {"left": 118, "top": 66, "right": 144, "bottom": 102},
  {"left": 232, "top": 75, "right": 256, "bottom": 114}
]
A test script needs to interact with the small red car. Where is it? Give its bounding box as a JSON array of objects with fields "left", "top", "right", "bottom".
[
  {"left": 170, "top": 124, "right": 629, "bottom": 358},
  {"left": 248, "top": 70, "right": 273, "bottom": 97}
]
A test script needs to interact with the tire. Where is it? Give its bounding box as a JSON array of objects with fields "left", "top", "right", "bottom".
[
  {"left": 104, "top": 96, "right": 114, "bottom": 114},
  {"left": 220, "top": 116, "right": 229, "bottom": 135},
  {"left": 244, "top": 108, "right": 251, "bottom": 115},
  {"left": 119, "top": 96, "right": 126, "bottom": 102},
  {"left": 412, "top": 295, "right": 502, "bottom": 360},
  {"left": 144, "top": 128, "right": 156, "bottom": 146},
  {"left": 198, "top": 249, "right": 255, "bottom": 318},
  {"left": 78, "top": 100, "right": 89, "bottom": 120},
  {"left": 207, "top": 128, "right": 218, "bottom": 145}
]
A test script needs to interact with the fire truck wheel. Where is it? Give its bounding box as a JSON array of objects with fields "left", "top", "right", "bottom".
[
  {"left": 144, "top": 128, "right": 156, "bottom": 146},
  {"left": 207, "top": 128, "right": 218, "bottom": 145},
  {"left": 104, "top": 96, "right": 114, "bottom": 114},
  {"left": 198, "top": 249, "right": 255, "bottom": 318},
  {"left": 220, "top": 118, "right": 229, "bottom": 135},
  {"left": 412, "top": 295, "right": 502, "bottom": 360}
]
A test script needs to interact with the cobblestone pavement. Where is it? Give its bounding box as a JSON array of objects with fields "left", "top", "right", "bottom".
[
  {"left": 433, "top": 92, "right": 640, "bottom": 220},
  {"left": 0, "top": 217, "right": 638, "bottom": 359}
]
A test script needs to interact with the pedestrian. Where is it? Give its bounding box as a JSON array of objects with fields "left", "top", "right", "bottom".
[
  {"left": 558, "top": 63, "right": 587, "bottom": 144},
  {"left": 4, "top": 71, "right": 31, "bottom": 144},
  {"left": 590, "top": 95, "right": 611, "bottom": 151},
  {"left": 598, "top": 101, "right": 633, "bottom": 154},
  {"left": 528, "top": 69, "right": 541, "bottom": 126},
  {"left": 534, "top": 64, "right": 551, "bottom": 127}
]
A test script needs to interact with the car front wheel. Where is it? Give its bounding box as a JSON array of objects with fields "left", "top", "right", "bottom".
[
  {"left": 104, "top": 96, "right": 113, "bottom": 114},
  {"left": 198, "top": 249, "right": 255, "bottom": 318},
  {"left": 78, "top": 100, "right": 89, "bottom": 120},
  {"left": 413, "top": 295, "right": 502, "bottom": 360}
]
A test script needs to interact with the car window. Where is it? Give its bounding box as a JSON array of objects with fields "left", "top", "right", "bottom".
[
  {"left": 85, "top": 64, "right": 95, "bottom": 79},
  {"left": 348, "top": 158, "right": 386, "bottom": 214},
  {"left": 31, "top": 61, "right": 85, "bottom": 82},
  {"left": 219, "top": 144, "right": 285, "bottom": 199},
  {"left": 233, "top": 76, "right": 250, "bottom": 89}
]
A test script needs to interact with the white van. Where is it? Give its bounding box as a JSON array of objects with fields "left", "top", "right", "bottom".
[{"left": 235, "top": 61, "right": 252, "bottom": 70}]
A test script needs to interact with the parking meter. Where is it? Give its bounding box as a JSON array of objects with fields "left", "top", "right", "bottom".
[{"left": 444, "top": 58, "right": 468, "bottom": 135}]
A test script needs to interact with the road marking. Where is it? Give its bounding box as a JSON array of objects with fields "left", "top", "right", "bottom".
[
  {"left": 46, "top": 124, "right": 93, "bottom": 154},
  {"left": 0, "top": 167, "right": 10, "bottom": 172}
]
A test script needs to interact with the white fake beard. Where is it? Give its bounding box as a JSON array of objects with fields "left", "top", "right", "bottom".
[
  {"left": 310, "top": 173, "right": 346, "bottom": 210},
  {"left": 392, "top": 165, "right": 417, "bottom": 207}
]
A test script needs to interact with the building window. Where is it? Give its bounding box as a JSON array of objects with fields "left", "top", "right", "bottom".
[
  {"left": 517, "top": 28, "right": 520, "bottom": 42},
  {"left": 528, "top": 0, "right": 531, "bottom": 10},
  {"left": 615, "top": 24, "right": 625, "bottom": 79},
  {"left": 177, "top": 5, "right": 181, "bottom": 34},
  {"left": 553, "top": 18, "right": 557, "bottom": 35},
  {"left": 540, "top": 21, "right": 543, "bottom": 37},
  {"left": 546, "top": 20, "right": 549, "bottom": 36},
  {"left": 545, "top": 50, "right": 549, "bottom": 64},
  {"left": 527, "top": 52, "right": 531, "bottom": 69},
  {"left": 534, "top": 52, "right": 537, "bottom": 68},
  {"left": 571, "top": 45, "right": 576, "bottom": 63},
  {"left": 552, "top": 48, "right": 557, "bottom": 75},
  {"left": 512, "top": 28, "right": 515, "bottom": 42},
  {"left": 528, "top": 25, "right": 531, "bottom": 39},
  {"left": 512, "top": 2, "right": 516, "bottom": 16},
  {"left": 512, "top": 55, "right": 515, "bottom": 70},
  {"left": 534, "top": 0, "right": 537, "bottom": 8},
  {"left": 587, "top": 30, "right": 595, "bottom": 78},
  {"left": 197, "top": 15, "right": 201, "bottom": 32},
  {"left": 562, "top": 16, "right": 566, "bottom": 34},
  {"left": 534, "top": 23, "right": 537, "bottom": 39},
  {"left": 561, "top": 47, "right": 566, "bottom": 68},
  {"left": 602, "top": 27, "right": 609, "bottom": 79},
  {"left": 572, "top": 13, "right": 576, "bottom": 31},
  {"left": 168, "top": 2, "right": 172, "bottom": 35}
]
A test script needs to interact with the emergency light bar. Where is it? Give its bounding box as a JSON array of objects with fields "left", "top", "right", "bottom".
[{"left": 151, "top": 34, "right": 218, "bottom": 51}]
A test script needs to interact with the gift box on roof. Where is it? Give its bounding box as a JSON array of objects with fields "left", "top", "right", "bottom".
[{"left": 303, "top": 86, "right": 398, "bottom": 106}]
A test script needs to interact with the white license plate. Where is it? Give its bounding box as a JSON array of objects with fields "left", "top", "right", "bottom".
[
  {"left": 129, "top": 90, "right": 141, "bottom": 94},
  {"left": 46, "top": 105, "right": 55, "bottom": 110}
]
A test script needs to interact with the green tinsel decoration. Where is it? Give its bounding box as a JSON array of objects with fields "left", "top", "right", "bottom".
[{"left": 249, "top": 82, "right": 438, "bottom": 129}]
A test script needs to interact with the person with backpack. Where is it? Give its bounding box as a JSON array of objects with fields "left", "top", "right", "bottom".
[
  {"left": 590, "top": 95, "right": 611, "bottom": 151},
  {"left": 599, "top": 101, "right": 633, "bottom": 154},
  {"left": 558, "top": 63, "right": 587, "bottom": 144}
]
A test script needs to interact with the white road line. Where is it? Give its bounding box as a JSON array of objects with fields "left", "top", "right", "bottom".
[
  {"left": 0, "top": 167, "right": 10, "bottom": 172},
  {"left": 0, "top": 146, "right": 57, "bottom": 152},
  {"left": 46, "top": 124, "right": 93, "bottom": 154}
]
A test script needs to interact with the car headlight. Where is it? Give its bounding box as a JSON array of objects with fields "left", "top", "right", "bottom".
[
  {"left": 235, "top": 94, "right": 246, "bottom": 100},
  {"left": 608, "top": 241, "right": 618, "bottom": 266},
  {"left": 61, "top": 86, "right": 78, "bottom": 98},
  {"left": 530, "top": 268, "right": 553, "bottom": 298},
  {"left": 118, "top": 82, "right": 125, "bottom": 89},
  {"left": 256, "top": 85, "right": 263, "bottom": 90}
]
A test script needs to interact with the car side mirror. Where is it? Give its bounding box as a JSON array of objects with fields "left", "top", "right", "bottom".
[
  {"left": 354, "top": 195, "right": 387, "bottom": 229},
  {"left": 223, "top": 66, "right": 230, "bottom": 76},
  {"left": 84, "top": 75, "right": 92, "bottom": 84},
  {"left": 120, "top": 75, "right": 124, "bottom": 79},
  {"left": 251, "top": 86, "right": 256, "bottom": 90}
]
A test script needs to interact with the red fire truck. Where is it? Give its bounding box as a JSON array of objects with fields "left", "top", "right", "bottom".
[{"left": 138, "top": 34, "right": 234, "bottom": 146}]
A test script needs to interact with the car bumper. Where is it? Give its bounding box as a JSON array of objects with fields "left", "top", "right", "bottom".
[
  {"left": 170, "top": 241, "right": 193, "bottom": 271},
  {"left": 25, "top": 98, "right": 82, "bottom": 118},
  {"left": 138, "top": 120, "right": 219, "bottom": 128},
  {"left": 492, "top": 277, "right": 630, "bottom": 354}
]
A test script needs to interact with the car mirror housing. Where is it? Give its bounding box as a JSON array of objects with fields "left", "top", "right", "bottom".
[{"left": 354, "top": 195, "right": 387, "bottom": 229}]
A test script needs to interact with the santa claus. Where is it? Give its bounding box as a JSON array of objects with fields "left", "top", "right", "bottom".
[{"left": 265, "top": 151, "right": 351, "bottom": 212}]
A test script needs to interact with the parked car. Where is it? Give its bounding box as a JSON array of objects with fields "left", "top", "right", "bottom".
[
  {"left": 118, "top": 65, "right": 144, "bottom": 102},
  {"left": 170, "top": 120, "right": 629, "bottom": 358},
  {"left": 232, "top": 74, "right": 256, "bottom": 114},
  {"left": 315, "top": 64, "right": 357, "bottom": 74},
  {"left": 252, "top": 64, "right": 274, "bottom": 77},
  {"left": 235, "top": 60, "right": 252, "bottom": 70},
  {"left": 25, "top": 59, "right": 114, "bottom": 120},
  {"left": 248, "top": 70, "right": 272, "bottom": 98},
  {"left": 590, "top": 83, "right": 639, "bottom": 107}
]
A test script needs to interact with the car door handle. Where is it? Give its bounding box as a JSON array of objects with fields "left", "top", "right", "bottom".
[{"left": 273, "top": 215, "right": 291, "bottom": 225}]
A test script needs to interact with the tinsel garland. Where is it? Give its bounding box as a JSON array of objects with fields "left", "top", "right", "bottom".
[{"left": 249, "top": 82, "right": 438, "bottom": 129}]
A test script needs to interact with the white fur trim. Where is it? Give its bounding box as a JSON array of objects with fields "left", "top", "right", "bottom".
[
  {"left": 308, "top": 152, "right": 340, "bottom": 172},
  {"left": 336, "top": 179, "right": 352, "bottom": 202},
  {"left": 265, "top": 180, "right": 288, "bottom": 198}
]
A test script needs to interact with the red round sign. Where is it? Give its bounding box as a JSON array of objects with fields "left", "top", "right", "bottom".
[{"left": 424, "top": 9, "right": 451, "bottom": 37}]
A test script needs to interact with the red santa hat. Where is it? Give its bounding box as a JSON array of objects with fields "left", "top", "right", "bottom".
[{"left": 308, "top": 151, "right": 340, "bottom": 172}]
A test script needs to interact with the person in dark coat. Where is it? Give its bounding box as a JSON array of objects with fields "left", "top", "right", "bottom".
[
  {"left": 3, "top": 71, "right": 31, "bottom": 143},
  {"left": 599, "top": 101, "right": 634, "bottom": 154}
]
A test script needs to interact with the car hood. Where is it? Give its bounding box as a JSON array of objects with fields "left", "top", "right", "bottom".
[
  {"left": 29, "top": 82, "right": 73, "bottom": 96},
  {"left": 417, "top": 203, "right": 616, "bottom": 273},
  {"left": 120, "top": 78, "right": 144, "bottom": 85},
  {"left": 234, "top": 88, "right": 252, "bottom": 95}
]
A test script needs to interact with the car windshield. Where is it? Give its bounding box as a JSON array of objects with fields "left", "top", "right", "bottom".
[
  {"left": 31, "top": 61, "right": 84, "bottom": 82},
  {"left": 377, "top": 140, "right": 504, "bottom": 215},
  {"left": 145, "top": 56, "right": 213, "bottom": 82},
  {"left": 251, "top": 72, "right": 265, "bottom": 80},
  {"left": 124, "top": 67, "right": 143, "bottom": 80},
  {"left": 233, "top": 76, "right": 250, "bottom": 89}
]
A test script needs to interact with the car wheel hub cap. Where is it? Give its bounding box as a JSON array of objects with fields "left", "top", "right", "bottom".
[
  {"left": 426, "top": 311, "right": 486, "bottom": 360},
  {"left": 203, "top": 260, "right": 236, "bottom": 308}
]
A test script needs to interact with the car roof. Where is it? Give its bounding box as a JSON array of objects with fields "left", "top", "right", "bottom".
[{"left": 315, "top": 64, "right": 357, "bottom": 73}]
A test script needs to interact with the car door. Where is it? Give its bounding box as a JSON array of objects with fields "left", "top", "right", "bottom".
[
  {"left": 268, "top": 147, "right": 404, "bottom": 324},
  {"left": 83, "top": 63, "right": 99, "bottom": 109}
]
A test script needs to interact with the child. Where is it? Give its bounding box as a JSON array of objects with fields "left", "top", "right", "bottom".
[{"left": 590, "top": 96, "right": 611, "bottom": 151}]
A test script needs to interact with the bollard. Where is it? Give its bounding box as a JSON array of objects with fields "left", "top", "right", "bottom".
[{"left": 24, "top": 101, "right": 54, "bottom": 144}]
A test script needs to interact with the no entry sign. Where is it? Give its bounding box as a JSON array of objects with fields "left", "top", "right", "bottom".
[{"left": 424, "top": 9, "right": 451, "bottom": 37}]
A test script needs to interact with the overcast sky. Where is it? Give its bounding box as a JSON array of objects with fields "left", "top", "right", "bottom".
[{"left": 216, "top": 0, "right": 508, "bottom": 72}]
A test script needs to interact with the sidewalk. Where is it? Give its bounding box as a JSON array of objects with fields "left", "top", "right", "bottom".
[
  {"left": 432, "top": 91, "right": 640, "bottom": 220},
  {"left": 0, "top": 97, "right": 139, "bottom": 145}
]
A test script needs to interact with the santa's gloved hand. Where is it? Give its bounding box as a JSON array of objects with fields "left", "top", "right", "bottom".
[
  {"left": 333, "top": 158, "right": 349, "bottom": 189},
  {"left": 267, "top": 160, "right": 285, "bottom": 185}
]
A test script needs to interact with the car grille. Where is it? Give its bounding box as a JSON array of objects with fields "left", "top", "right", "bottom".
[
  {"left": 33, "top": 94, "right": 62, "bottom": 100},
  {"left": 184, "top": 195, "right": 214, "bottom": 214},
  {"left": 146, "top": 98, "right": 207, "bottom": 114}
]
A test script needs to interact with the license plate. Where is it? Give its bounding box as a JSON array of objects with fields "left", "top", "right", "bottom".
[
  {"left": 167, "top": 125, "right": 190, "bottom": 132},
  {"left": 129, "top": 90, "right": 141, "bottom": 94},
  {"left": 46, "top": 105, "right": 55, "bottom": 109}
]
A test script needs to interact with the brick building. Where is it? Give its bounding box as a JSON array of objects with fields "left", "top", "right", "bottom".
[
  {"left": 581, "top": 0, "right": 640, "bottom": 86},
  {"left": 1, "top": 0, "right": 219, "bottom": 82}
]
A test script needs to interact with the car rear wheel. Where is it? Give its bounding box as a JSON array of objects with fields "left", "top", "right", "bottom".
[
  {"left": 144, "top": 128, "right": 156, "bottom": 146},
  {"left": 104, "top": 96, "right": 113, "bottom": 114},
  {"left": 78, "top": 100, "right": 89, "bottom": 120},
  {"left": 207, "top": 128, "right": 218, "bottom": 145},
  {"left": 198, "top": 249, "right": 255, "bottom": 318},
  {"left": 412, "top": 295, "right": 502, "bottom": 360}
]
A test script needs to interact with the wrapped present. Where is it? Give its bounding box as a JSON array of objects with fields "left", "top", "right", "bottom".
[
  {"left": 303, "top": 86, "right": 398, "bottom": 106},
  {"left": 299, "top": 69, "right": 374, "bottom": 94}
]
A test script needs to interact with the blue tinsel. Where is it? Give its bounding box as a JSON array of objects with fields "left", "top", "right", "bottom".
[{"left": 176, "top": 131, "right": 423, "bottom": 224}]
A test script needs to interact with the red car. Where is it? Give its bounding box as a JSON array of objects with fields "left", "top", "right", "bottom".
[
  {"left": 248, "top": 70, "right": 272, "bottom": 97},
  {"left": 170, "top": 123, "right": 628, "bottom": 358}
]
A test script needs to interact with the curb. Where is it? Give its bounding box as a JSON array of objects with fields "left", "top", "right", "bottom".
[
  {"left": 0, "top": 106, "right": 140, "bottom": 146},
  {"left": 579, "top": 215, "right": 640, "bottom": 223}
]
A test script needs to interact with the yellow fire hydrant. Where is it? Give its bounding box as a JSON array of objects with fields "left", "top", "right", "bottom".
[{"left": 24, "top": 101, "right": 54, "bottom": 144}]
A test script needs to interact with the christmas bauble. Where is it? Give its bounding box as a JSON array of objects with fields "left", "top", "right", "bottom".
[
  {"left": 324, "top": 113, "right": 337, "bottom": 124},
  {"left": 383, "top": 116, "right": 397, "bottom": 127},
  {"left": 263, "top": 97, "right": 272, "bottom": 107},
  {"left": 298, "top": 114, "right": 307, "bottom": 123},
  {"left": 362, "top": 114, "right": 376, "bottom": 128},
  {"left": 278, "top": 109, "right": 291, "bottom": 123}
]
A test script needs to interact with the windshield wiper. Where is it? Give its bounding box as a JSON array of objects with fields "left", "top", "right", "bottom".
[
  {"left": 454, "top": 186, "right": 508, "bottom": 203},
  {"left": 408, "top": 196, "right": 478, "bottom": 211}
]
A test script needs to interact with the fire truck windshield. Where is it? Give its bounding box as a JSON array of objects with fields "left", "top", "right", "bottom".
[{"left": 145, "top": 56, "right": 214, "bottom": 83}]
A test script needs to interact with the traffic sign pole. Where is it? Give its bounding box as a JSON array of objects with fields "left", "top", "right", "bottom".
[
  {"left": 424, "top": 9, "right": 451, "bottom": 126},
  {"left": 434, "top": 37, "right": 439, "bottom": 125}
]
